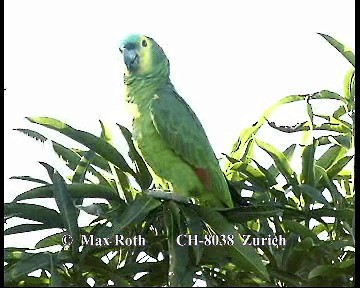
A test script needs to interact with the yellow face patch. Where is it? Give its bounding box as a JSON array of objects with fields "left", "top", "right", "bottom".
[{"left": 135, "top": 36, "right": 153, "bottom": 75}]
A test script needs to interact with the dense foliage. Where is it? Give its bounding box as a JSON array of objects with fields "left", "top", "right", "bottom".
[{"left": 4, "top": 34, "right": 354, "bottom": 287}]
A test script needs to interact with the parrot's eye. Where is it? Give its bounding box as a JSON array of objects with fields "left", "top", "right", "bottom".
[{"left": 141, "top": 40, "right": 147, "bottom": 47}]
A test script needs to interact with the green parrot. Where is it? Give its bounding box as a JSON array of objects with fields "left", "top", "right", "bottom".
[{"left": 119, "top": 34, "right": 233, "bottom": 208}]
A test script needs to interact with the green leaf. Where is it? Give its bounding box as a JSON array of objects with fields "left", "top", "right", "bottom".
[
  {"left": 35, "top": 231, "right": 65, "bottom": 249},
  {"left": 231, "top": 159, "right": 269, "bottom": 188},
  {"left": 99, "top": 121, "right": 133, "bottom": 202},
  {"left": 315, "top": 166, "right": 345, "bottom": 205},
  {"left": 13, "top": 128, "right": 48, "bottom": 142},
  {"left": 5, "top": 224, "right": 61, "bottom": 235},
  {"left": 39, "top": 162, "right": 56, "bottom": 182},
  {"left": 268, "top": 144, "right": 296, "bottom": 177},
  {"left": 49, "top": 254, "right": 62, "bottom": 287},
  {"left": 308, "top": 259, "right": 355, "bottom": 279},
  {"left": 343, "top": 69, "right": 355, "bottom": 103},
  {"left": 298, "top": 184, "right": 331, "bottom": 207},
  {"left": 117, "top": 124, "right": 152, "bottom": 190},
  {"left": 4, "top": 203, "right": 63, "bottom": 227},
  {"left": 268, "top": 268, "right": 304, "bottom": 286},
  {"left": 26, "top": 117, "right": 134, "bottom": 175},
  {"left": 283, "top": 236, "right": 316, "bottom": 274},
  {"left": 4, "top": 247, "right": 29, "bottom": 263},
  {"left": 316, "top": 145, "right": 347, "bottom": 171},
  {"left": 111, "top": 194, "right": 161, "bottom": 233},
  {"left": 318, "top": 33, "right": 355, "bottom": 67},
  {"left": 310, "top": 90, "right": 345, "bottom": 102},
  {"left": 10, "top": 176, "right": 50, "bottom": 185},
  {"left": 221, "top": 206, "right": 283, "bottom": 223},
  {"left": 332, "top": 105, "right": 347, "bottom": 119},
  {"left": 14, "top": 183, "right": 120, "bottom": 202},
  {"left": 229, "top": 126, "right": 258, "bottom": 160},
  {"left": 326, "top": 156, "right": 353, "bottom": 180},
  {"left": 71, "top": 150, "right": 94, "bottom": 218},
  {"left": 282, "top": 220, "right": 318, "bottom": 241},
  {"left": 58, "top": 144, "right": 113, "bottom": 186},
  {"left": 255, "top": 138, "right": 298, "bottom": 185},
  {"left": 229, "top": 90, "right": 344, "bottom": 169},
  {"left": 301, "top": 140, "right": 317, "bottom": 186},
  {"left": 252, "top": 159, "right": 278, "bottom": 187},
  {"left": 163, "top": 202, "right": 193, "bottom": 287},
  {"left": 307, "top": 207, "right": 353, "bottom": 223},
  {"left": 193, "top": 206, "right": 269, "bottom": 281},
  {"left": 80, "top": 254, "right": 132, "bottom": 286},
  {"left": 72, "top": 150, "right": 95, "bottom": 183},
  {"left": 74, "top": 149, "right": 111, "bottom": 173},
  {"left": 329, "top": 135, "right": 352, "bottom": 149},
  {"left": 112, "top": 166, "right": 134, "bottom": 202},
  {"left": 306, "top": 99, "right": 314, "bottom": 126},
  {"left": 52, "top": 171, "right": 80, "bottom": 253},
  {"left": 180, "top": 205, "right": 204, "bottom": 265},
  {"left": 75, "top": 203, "right": 108, "bottom": 216},
  {"left": 314, "top": 113, "right": 352, "bottom": 132},
  {"left": 4, "top": 252, "right": 51, "bottom": 282},
  {"left": 351, "top": 215, "right": 355, "bottom": 245},
  {"left": 229, "top": 94, "right": 306, "bottom": 162},
  {"left": 52, "top": 142, "right": 82, "bottom": 170}
]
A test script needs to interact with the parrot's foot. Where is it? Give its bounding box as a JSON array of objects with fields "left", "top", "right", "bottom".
[{"left": 145, "top": 189, "right": 192, "bottom": 204}]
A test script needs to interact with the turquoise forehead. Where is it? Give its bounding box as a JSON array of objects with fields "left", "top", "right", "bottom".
[{"left": 119, "top": 34, "right": 143, "bottom": 48}]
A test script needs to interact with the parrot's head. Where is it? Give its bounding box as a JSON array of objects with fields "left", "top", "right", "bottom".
[{"left": 119, "top": 34, "right": 170, "bottom": 77}]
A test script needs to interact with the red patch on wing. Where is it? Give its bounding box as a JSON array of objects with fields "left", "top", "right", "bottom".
[{"left": 195, "top": 168, "right": 212, "bottom": 190}]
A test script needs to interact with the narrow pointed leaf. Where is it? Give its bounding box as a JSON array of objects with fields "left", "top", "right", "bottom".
[
  {"left": 163, "top": 202, "right": 193, "bottom": 287},
  {"left": 5, "top": 223, "right": 61, "bottom": 235},
  {"left": 35, "top": 231, "right": 65, "bottom": 249},
  {"left": 52, "top": 171, "right": 80, "bottom": 252},
  {"left": 49, "top": 254, "right": 62, "bottom": 287},
  {"left": 343, "top": 69, "right": 355, "bottom": 103},
  {"left": 26, "top": 117, "right": 134, "bottom": 175},
  {"left": 255, "top": 138, "right": 297, "bottom": 185},
  {"left": 316, "top": 145, "right": 347, "bottom": 171},
  {"left": 10, "top": 176, "right": 50, "bottom": 185},
  {"left": 4, "top": 203, "right": 63, "bottom": 226},
  {"left": 112, "top": 194, "right": 161, "bottom": 232},
  {"left": 74, "top": 149, "right": 111, "bottom": 172},
  {"left": 14, "top": 183, "right": 120, "bottom": 202},
  {"left": 72, "top": 150, "right": 95, "bottom": 183},
  {"left": 52, "top": 142, "right": 82, "bottom": 172},
  {"left": 308, "top": 259, "right": 355, "bottom": 279},
  {"left": 194, "top": 206, "right": 269, "bottom": 281},
  {"left": 4, "top": 252, "right": 51, "bottom": 282},
  {"left": 117, "top": 124, "right": 152, "bottom": 190},
  {"left": 326, "top": 156, "right": 353, "bottom": 180},
  {"left": 301, "top": 140, "right": 317, "bottom": 186},
  {"left": 13, "top": 128, "right": 48, "bottom": 142},
  {"left": 268, "top": 144, "right": 296, "bottom": 177},
  {"left": 39, "top": 162, "right": 56, "bottom": 182},
  {"left": 221, "top": 206, "right": 283, "bottom": 223},
  {"left": 318, "top": 33, "right": 355, "bottom": 67},
  {"left": 298, "top": 184, "right": 331, "bottom": 207},
  {"left": 282, "top": 220, "right": 318, "bottom": 241},
  {"left": 180, "top": 205, "right": 204, "bottom": 265}
]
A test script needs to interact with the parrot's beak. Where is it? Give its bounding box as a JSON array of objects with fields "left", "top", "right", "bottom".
[{"left": 121, "top": 47, "right": 139, "bottom": 71}]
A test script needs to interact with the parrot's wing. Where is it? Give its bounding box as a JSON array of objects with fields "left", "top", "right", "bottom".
[
  {"left": 150, "top": 86, "right": 224, "bottom": 191},
  {"left": 150, "top": 85, "right": 233, "bottom": 207},
  {"left": 150, "top": 86, "right": 217, "bottom": 168}
]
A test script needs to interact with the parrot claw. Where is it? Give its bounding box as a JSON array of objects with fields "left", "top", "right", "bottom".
[{"left": 145, "top": 189, "right": 193, "bottom": 204}]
